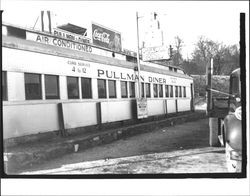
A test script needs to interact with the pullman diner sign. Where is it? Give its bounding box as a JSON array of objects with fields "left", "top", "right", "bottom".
[{"left": 92, "top": 23, "right": 122, "bottom": 52}]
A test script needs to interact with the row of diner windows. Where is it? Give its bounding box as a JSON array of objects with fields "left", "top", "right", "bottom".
[{"left": 2, "top": 71, "right": 187, "bottom": 101}]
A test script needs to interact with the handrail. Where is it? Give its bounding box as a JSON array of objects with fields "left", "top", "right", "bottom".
[{"left": 206, "top": 88, "right": 235, "bottom": 98}]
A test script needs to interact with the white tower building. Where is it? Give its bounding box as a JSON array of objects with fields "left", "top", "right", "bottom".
[{"left": 141, "top": 12, "right": 163, "bottom": 48}]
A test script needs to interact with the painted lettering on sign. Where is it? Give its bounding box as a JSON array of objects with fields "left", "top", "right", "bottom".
[
  {"left": 97, "top": 69, "right": 144, "bottom": 81},
  {"left": 67, "top": 60, "right": 90, "bottom": 74},
  {"left": 93, "top": 29, "right": 110, "bottom": 44},
  {"left": 97, "top": 69, "right": 178, "bottom": 84},
  {"left": 148, "top": 76, "right": 167, "bottom": 84},
  {"left": 53, "top": 29, "right": 90, "bottom": 43},
  {"left": 72, "top": 66, "right": 87, "bottom": 74},
  {"left": 67, "top": 60, "right": 90, "bottom": 67},
  {"left": 32, "top": 33, "right": 92, "bottom": 53},
  {"left": 92, "top": 23, "right": 122, "bottom": 52},
  {"left": 170, "top": 77, "right": 177, "bottom": 83},
  {"left": 137, "top": 98, "right": 148, "bottom": 119}
]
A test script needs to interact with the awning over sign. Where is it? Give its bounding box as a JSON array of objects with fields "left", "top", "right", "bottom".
[{"left": 57, "top": 23, "right": 87, "bottom": 36}]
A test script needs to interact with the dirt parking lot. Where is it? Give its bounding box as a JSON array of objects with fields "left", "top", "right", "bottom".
[{"left": 20, "top": 118, "right": 228, "bottom": 174}]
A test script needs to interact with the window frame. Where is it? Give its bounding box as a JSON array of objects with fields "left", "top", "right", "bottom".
[
  {"left": 25, "top": 73, "right": 42, "bottom": 100},
  {"left": 45, "top": 74, "right": 60, "bottom": 99},
  {"left": 170, "top": 85, "right": 173, "bottom": 98},
  {"left": 165, "top": 85, "right": 169, "bottom": 98},
  {"left": 175, "top": 86, "right": 178, "bottom": 98},
  {"left": 2, "top": 71, "right": 8, "bottom": 101},
  {"left": 159, "top": 84, "right": 163, "bottom": 98},
  {"left": 81, "top": 77, "right": 92, "bottom": 99},
  {"left": 67, "top": 76, "right": 80, "bottom": 99},
  {"left": 145, "top": 83, "right": 151, "bottom": 98},
  {"left": 129, "top": 81, "right": 135, "bottom": 98},
  {"left": 108, "top": 80, "right": 117, "bottom": 98},
  {"left": 153, "top": 84, "right": 158, "bottom": 98},
  {"left": 141, "top": 82, "right": 145, "bottom": 98},
  {"left": 179, "top": 86, "right": 182, "bottom": 98},
  {"left": 121, "top": 81, "right": 128, "bottom": 98},
  {"left": 98, "top": 79, "right": 107, "bottom": 99}
]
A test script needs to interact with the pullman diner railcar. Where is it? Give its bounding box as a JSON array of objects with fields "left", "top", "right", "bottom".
[{"left": 2, "top": 23, "right": 194, "bottom": 141}]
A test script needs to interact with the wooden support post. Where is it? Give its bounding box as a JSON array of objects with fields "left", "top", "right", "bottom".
[
  {"left": 96, "top": 102, "right": 102, "bottom": 125},
  {"left": 58, "top": 102, "right": 67, "bottom": 137},
  {"left": 175, "top": 99, "right": 178, "bottom": 113},
  {"left": 209, "top": 117, "right": 219, "bottom": 146},
  {"left": 206, "top": 58, "right": 213, "bottom": 114}
]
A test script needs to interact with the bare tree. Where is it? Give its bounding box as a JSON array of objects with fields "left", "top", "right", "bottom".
[{"left": 172, "top": 36, "right": 184, "bottom": 66}]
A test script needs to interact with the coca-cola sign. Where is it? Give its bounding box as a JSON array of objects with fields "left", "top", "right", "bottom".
[{"left": 92, "top": 23, "right": 122, "bottom": 52}]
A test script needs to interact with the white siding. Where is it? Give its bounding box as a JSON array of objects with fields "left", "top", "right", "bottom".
[
  {"left": 178, "top": 99, "right": 191, "bottom": 112},
  {"left": 101, "top": 100, "right": 132, "bottom": 123},
  {"left": 62, "top": 102, "right": 97, "bottom": 129},
  {"left": 147, "top": 99, "right": 165, "bottom": 116},
  {"left": 167, "top": 99, "right": 176, "bottom": 113},
  {"left": 3, "top": 104, "right": 60, "bottom": 139}
]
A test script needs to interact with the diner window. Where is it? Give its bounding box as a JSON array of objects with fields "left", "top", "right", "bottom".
[
  {"left": 170, "top": 85, "right": 173, "bottom": 97},
  {"left": 175, "top": 86, "right": 178, "bottom": 97},
  {"left": 165, "top": 85, "right": 169, "bottom": 97},
  {"left": 45, "top": 75, "right": 60, "bottom": 99},
  {"left": 159, "top": 84, "right": 163, "bottom": 98},
  {"left": 98, "top": 79, "right": 106, "bottom": 98},
  {"left": 121, "top": 81, "right": 128, "bottom": 98},
  {"left": 25, "top": 73, "right": 42, "bottom": 100},
  {"left": 129, "top": 82, "right": 135, "bottom": 98},
  {"left": 153, "top": 84, "right": 158, "bottom": 98},
  {"left": 2, "top": 71, "right": 7, "bottom": 101},
  {"left": 183, "top": 86, "right": 186, "bottom": 97},
  {"left": 81, "top": 77, "right": 92, "bottom": 98},
  {"left": 146, "top": 83, "right": 151, "bottom": 98},
  {"left": 141, "top": 83, "right": 145, "bottom": 98},
  {"left": 108, "top": 80, "right": 116, "bottom": 98},
  {"left": 179, "top": 86, "right": 182, "bottom": 97},
  {"left": 67, "top": 76, "right": 79, "bottom": 99}
]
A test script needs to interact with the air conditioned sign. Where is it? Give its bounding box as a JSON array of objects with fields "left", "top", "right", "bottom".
[
  {"left": 92, "top": 23, "right": 122, "bottom": 52},
  {"left": 26, "top": 32, "right": 92, "bottom": 53}
]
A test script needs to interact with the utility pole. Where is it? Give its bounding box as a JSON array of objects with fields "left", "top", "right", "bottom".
[
  {"left": 206, "top": 58, "right": 213, "bottom": 114},
  {"left": 136, "top": 12, "right": 141, "bottom": 98}
]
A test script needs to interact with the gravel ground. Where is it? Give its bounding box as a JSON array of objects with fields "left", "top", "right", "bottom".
[
  {"left": 18, "top": 118, "right": 228, "bottom": 174},
  {"left": 22, "top": 147, "right": 227, "bottom": 174}
]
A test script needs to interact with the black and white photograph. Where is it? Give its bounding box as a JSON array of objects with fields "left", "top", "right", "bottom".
[{"left": 1, "top": 0, "right": 249, "bottom": 194}]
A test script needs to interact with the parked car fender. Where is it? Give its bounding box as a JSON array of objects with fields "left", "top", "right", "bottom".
[{"left": 224, "top": 113, "right": 242, "bottom": 151}]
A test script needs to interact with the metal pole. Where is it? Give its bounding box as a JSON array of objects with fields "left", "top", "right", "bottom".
[
  {"left": 240, "top": 12, "right": 246, "bottom": 173},
  {"left": 136, "top": 12, "right": 141, "bottom": 98},
  {"left": 41, "top": 11, "right": 44, "bottom": 32}
]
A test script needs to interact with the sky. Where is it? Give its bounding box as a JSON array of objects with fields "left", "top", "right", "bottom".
[{"left": 1, "top": 1, "right": 249, "bottom": 58}]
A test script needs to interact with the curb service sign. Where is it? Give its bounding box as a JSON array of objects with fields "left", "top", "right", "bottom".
[{"left": 136, "top": 98, "right": 148, "bottom": 119}]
